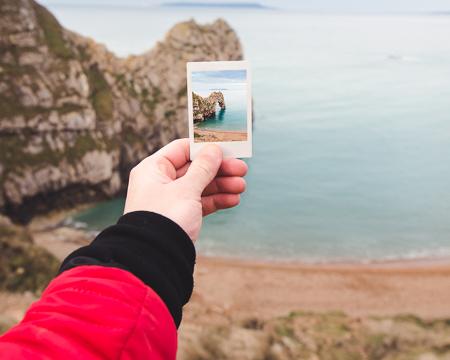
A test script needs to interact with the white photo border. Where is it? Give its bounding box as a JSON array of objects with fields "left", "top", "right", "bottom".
[{"left": 187, "top": 60, "right": 252, "bottom": 160}]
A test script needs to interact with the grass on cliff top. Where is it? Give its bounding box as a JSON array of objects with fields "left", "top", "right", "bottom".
[
  {"left": 182, "top": 311, "right": 450, "bottom": 360},
  {"left": 0, "top": 219, "right": 59, "bottom": 293},
  {"left": 32, "top": 2, "right": 73, "bottom": 59}
]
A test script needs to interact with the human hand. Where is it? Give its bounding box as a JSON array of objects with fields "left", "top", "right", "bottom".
[{"left": 124, "top": 139, "right": 248, "bottom": 241}]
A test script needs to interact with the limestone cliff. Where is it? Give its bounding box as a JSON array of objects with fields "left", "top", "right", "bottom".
[
  {"left": 0, "top": 0, "right": 243, "bottom": 221},
  {"left": 192, "top": 91, "right": 226, "bottom": 122}
]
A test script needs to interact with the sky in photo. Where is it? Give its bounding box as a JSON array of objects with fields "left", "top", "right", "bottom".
[{"left": 192, "top": 70, "right": 246, "bottom": 97}]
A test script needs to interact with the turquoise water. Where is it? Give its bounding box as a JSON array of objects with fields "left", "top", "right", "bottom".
[
  {"left": 196, "top": 107, "right": 247, "bottom": 131},
  {"left": 195, "top": 89, "right": 247, "bottom": 131},
  {"left": 52, "top": 6, "right": 450, "bottom": 262}
]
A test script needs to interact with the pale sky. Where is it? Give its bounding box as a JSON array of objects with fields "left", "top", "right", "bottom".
[
  {"left": 40, "top": 0, "right": 450, "bottom": 13},
  {"left": 192, "top": 70, "right": 246, "bottom": 92}
]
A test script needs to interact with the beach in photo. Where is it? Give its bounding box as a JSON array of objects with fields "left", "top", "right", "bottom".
[{"left": 191, "top": 69, "right": 248, "bottom": 142}]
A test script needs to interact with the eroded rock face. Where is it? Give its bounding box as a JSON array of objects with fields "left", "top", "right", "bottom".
[
  {"left": 192, "top": 91, "right": 226, "bottom": 122},
  {"left": 0, "top": 0, "right": 243, "bottom": 221}
]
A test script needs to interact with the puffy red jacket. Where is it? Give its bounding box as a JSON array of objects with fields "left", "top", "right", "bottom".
[
  {"left": 0, "top": 212, "right": 196, "bottom": 359},
  {"left": 1, "top": 266, "right": 177, "bottom": 359}
]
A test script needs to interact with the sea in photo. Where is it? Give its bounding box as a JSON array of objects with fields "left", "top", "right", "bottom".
[
  {"left": 49, "top": 6, "right": 450, "bottom": 263},
  {"left": 192, "top": 69, "right": 248, "bottom": 142}
]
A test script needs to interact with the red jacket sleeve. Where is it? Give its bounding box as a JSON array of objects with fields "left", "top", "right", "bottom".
[{"left": 0, "top": 266, "right": 177, "bottom": 360}]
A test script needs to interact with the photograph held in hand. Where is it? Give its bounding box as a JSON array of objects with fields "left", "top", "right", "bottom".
[{"left": 187, "top": 61, "right": 252, "bottom": 160}]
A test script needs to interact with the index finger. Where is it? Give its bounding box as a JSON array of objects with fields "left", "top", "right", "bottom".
[
  {"left": 218, "top": 158, "right": 248, "bottom": 177},
  {"left": 153, "top": 138, "right": 190, "bottom": 170}
]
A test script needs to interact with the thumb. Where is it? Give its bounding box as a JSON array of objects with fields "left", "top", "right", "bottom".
[{"left": 182, "top": 144, "right": 223, "bottom": 194}]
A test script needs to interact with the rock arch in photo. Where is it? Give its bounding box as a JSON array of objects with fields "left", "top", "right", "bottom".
[{"left": 192, "top": 91, "right": 226, "bottom": 122}]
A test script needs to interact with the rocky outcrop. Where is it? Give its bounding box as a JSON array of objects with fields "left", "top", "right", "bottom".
[
  {"left": 192, "top": 91, "right": 225, "bottom": 122},
  {"left": 0, "top": 0, "right": 243, "bottom": 221}
]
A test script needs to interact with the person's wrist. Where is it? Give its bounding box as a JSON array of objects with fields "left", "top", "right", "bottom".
[
  {"left": 118, "top": 211, "right": 192, "bottom": 244},
  {"left": 59, "top": 210, "right": 196, "bottom": 327}
]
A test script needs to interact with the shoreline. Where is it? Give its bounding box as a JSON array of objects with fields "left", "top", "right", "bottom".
[
  {"left": 198, "top": 253, "right": 450, "bottom": 270},
  {"left": 29, "top": 205, "right": 450, "bottom": 270},
  {"left": 195, "top": 127, "right": 247, "bottom": 133},
  {"left": 194, "top": 127, "right": 247, "bottom": 142},
  {"left": 23, "top": 210, "right": 450, "bottom": 320}
]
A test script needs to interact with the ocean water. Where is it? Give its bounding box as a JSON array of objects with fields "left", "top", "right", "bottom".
[
  {"left": 196, "top": 107, "right": 246, "bottom": 131},
  {"left": 51, "top": 5, "right": 450, "bottom": 262}
]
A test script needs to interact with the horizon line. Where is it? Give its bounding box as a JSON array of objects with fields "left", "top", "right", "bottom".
[{"left": 40, "top": 2, "right": 450, "bottom": 15}]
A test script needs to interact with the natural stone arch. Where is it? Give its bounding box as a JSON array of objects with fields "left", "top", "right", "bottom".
[
  {"left": 192, "top": 91, "right": 226, "bottom": 122},
  {"left": 207, "top": 91, "right": 226, "bottom": 110}
]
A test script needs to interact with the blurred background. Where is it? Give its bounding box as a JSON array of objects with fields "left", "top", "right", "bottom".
[
  {"left": 48, "top": 0, "right": 450, "bottom": 262},
  {"left": 0, "top": 1, "right": 449, "bottom": 358}
]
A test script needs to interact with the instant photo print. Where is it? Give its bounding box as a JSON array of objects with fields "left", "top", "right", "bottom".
[{"left": 187, "top": 61, "right": 252, "bottom": 159}]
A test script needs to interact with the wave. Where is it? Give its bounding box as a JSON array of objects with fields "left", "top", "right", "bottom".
[
  {"left": 197, "top": 240, "right": 450, "bottom": 264},
  {"left": 62, "top": 217, "right": 88, "bottom": 230}
]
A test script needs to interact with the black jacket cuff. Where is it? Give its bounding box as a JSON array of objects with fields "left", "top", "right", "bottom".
[{"left": 59, "top": 211, "right": 196, "bottom": 328}]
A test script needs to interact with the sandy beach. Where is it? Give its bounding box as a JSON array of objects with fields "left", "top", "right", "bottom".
[
  {"left": 186, "top": 256, "right": 450, "bottom": 321},
  {"left": 194, "top": 128, "right": 247, "bottom": 142},
  {"left": 179, "top": 256, "right": 450, "bottom": 358}
]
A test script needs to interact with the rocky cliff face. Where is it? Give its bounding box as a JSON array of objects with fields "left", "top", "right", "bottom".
[
  {"left": 192, "top": 91, "right": 226, "bottom": 122},
  {"left": 0, "top": 0, "right": 243, "bottom": 222}
]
